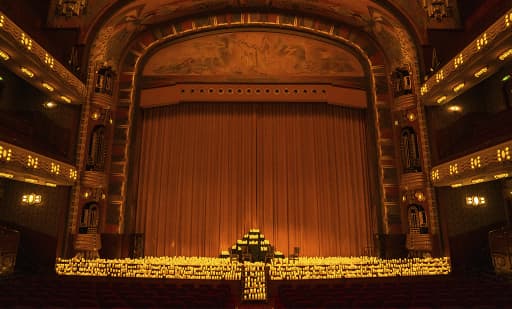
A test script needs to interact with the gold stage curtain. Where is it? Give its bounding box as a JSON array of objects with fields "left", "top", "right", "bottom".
[{"left": 136, "top": 102, "right": 373, "bottom": 257}]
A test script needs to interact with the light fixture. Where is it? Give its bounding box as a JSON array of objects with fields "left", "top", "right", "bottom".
[
  {"left": 471, "top": 178, "right": 484, "bottom": 184},
  {"left": 91, "top": 111, "right": 100, "bottom": 120},
  {"left": 0, "top": 49, "right": 10, "bottom": 61},
  {"left": 494, "top": 173, "right": 509, "bottom": 179},
  {"left": 407, "top": 112, "right": 416, "bottom": 122},
  {"left": 57, "top": 0, "right": 88, "bottom": 17},
  {"left": 21, "top": 193, "right": 42, "bottom": 206},
  {"left": 45, "top": 182, "right": 57, "bottom": 187},
  {"left": 498, "top": 49, "right": 512, "bottom": 61},
  {"left": 437, "top": 96, "right": 447, "bottom": 104},
  {"left": 43, "top": 101, "right": 57, "bottom": 109},
  {"left": 452, "top": 82, "right": 465, "bottom": 92},
  {"left": 474, "top": 67, "right": 488, "bottom": 78},
  {"left": 502, "top": 74, "right": 511, "bottom": 82},
  {"left": 20, "top": 67, "right": 34, "bottom": 78},
  {"left": 60, "top": 96, "right": 71, "bottom": 103},
  {"left": 0, "top": 172, "right": 14, "bottom": 178},
  {"left": 451, "top": 183, "right": 462, "bottom": 188},
  {"left": 42, "top": 82, "right": 55, "bottom": 92},
  {"left": 466, "top": 195, "right": 486, "bottom": 207},
  {"left": 447, "top": 105, "right": 461, "bottom": 112},
  {"left": 24, "top": 178, "right": 39, "bottom": 184},
  {"left": 423, "top": 0, "right": 450, "bottom": 22}
]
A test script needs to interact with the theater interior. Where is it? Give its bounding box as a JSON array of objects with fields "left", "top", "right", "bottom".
[{"left": 0, "top": 0, "right": 512, "bottom": 307}]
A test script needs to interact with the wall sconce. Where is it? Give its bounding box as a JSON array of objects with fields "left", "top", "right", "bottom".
[
  {"left": 21, "top": 193, "right": 42, "bottom": 206},
  {"left": 56, "top": 0, "right": 87, "bottom": 17},
  {"left": 466, "top": 195, "right": 486, "bottom": 207}
]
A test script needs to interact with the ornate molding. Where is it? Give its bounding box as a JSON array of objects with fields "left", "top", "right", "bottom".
[
  {"left": 91, "top": 92, "right": 114, "bottom": 108},
  {"left": 420, "top": 9, "right": 512, "bottom": 105},
  {"left": 0, "top": 11, "right": 86, "bottom": 99},
  {"left": 392, "top": 94, "right": 417, "bottom": 112},
  {"left": 400, "top": 172, "right": 426, "bottom": 190},
  {"left": 81, "top": 171, "right": 108, "bottom": 188},
  {"left": 431, "top": 139, "right": 512, "bottom": 187},
  {"left": 0, "top": 141, "right": 78, "bottom": 186}
]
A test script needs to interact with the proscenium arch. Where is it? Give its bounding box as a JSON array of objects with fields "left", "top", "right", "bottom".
[{"left": 109, "top": 15, "right": 396, "bottom": 240}]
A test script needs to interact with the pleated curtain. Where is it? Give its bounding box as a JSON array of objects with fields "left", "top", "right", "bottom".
[{"left": 136, "top": 102, "right": 373, "bottom": 257}]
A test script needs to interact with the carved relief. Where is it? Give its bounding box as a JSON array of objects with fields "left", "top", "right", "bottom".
[
  {"left": 143, "top": 32, "right": 364, "bottom": 80},
  {"left": 400, "top": 127, "right": 422, "bottom": 173}
]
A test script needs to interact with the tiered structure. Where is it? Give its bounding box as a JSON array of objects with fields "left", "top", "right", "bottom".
[
  {"left": 73, "top": 63, "right": 116, "bottom": 258},
  {"left": 229, "top": 229, "right": 281, "bottom": 262},
  {"left": 391, "top": 66, "right": 437, "bottom": 257}
]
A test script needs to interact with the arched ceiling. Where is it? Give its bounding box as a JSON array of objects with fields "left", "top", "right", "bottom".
[{"left": 49, "top": 0, "right": 428, "bottom": 72}]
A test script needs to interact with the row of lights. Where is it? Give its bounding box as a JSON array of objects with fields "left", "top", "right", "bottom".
[
  {"left": 54, "top": 256, "right": 451, "bottom": 279},
  {"left": 0, "top": 48, "right": 72, "bottom": 105},
  {"left": 21, "top": 193, "right": 42, "bottom": 206},
  {"left": 0, "top": 144, "right": 78, "bottom": 183},
  {"left": 434, "top": 48, "right": 512, "bottom": 105},
  {"left": 433, "top": 144, "right": 512, "bottom": 186}
]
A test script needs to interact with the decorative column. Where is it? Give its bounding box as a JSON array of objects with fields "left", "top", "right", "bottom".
[
  {"left": 73, "top": 63, "right": 115, "bottom": 258},
  {"left": 391, "top": 65, "right": 438, "bottom": 257}
]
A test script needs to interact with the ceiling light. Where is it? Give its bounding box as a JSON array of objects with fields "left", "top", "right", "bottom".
[
  {"left": 447, "top": 105, "right": 462, "bottom": 112},
  {"left": 471, "top": 178, "right": 484, "bottom": 184},
  {"left": 0, "top": 172, "right": 14, "bottom": 178},
  {"left": 451, "top": 183, "right": 462, "bottom": 188},
  {"left": 42, "top": 82, "right": 55, "bottom": 92},
  {"left": 452, "top": 83, "right": 465, "bottom": 92},
  {"left": 45, "top": 182, "right": 57, "bottom": 187},
  {"left": 474, "top": 67, "right": 488, "bottom": 78},
  {"left": 494, "top": 173, "right": 509, "bottom": 179},
  {"left": 24, "top": 178, "right": 39, "bottom": 184},
  {"left": 498, "top": 49, "right": 512, "bottom": 61},
  {"left": 436, "top": 96, "right": 447, "bottom": 104},
  {"left": 0, "top": 49, "right": 10, "bottom": 60},
  {"left": 43, "top": 101, "right": 57, "bottom": 109},
  {"left": 60, "top": 96, "right": 71, "bottom": 103},
  {"left": 21, "top": 67, "right": 34, "bottom": 78}
]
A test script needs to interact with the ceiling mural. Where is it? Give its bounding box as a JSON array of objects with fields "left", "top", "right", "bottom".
[
  {"left": 142, "top": 31, "right": 365, "bottom": 81},
  {"left": 84, "top": 0, "right": 425, "bottom": 71}
]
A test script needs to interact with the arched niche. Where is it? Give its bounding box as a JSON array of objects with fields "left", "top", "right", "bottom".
[
  {"left": 79, "top": 202, "right": 100, "bottom": 234},
  {"left": 407, "top": 204, "right": 428, "bottom": 234},
  {"left": 400, "top": 127, "right": 422, "bottom": 173},
  {"left": 86, "top": 125, "right": 107, "bottom": 171}
]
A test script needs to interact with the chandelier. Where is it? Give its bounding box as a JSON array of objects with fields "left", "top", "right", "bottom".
[
  {"left": 423, "top": 0, "right": 450, "bottom": 22},
  {"left": 56, "top": 0, "right": 87, "bottom": 17}
]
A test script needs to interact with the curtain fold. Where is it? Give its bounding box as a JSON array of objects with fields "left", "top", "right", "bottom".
[{"left": 137, "top": 102, "right": 373, "bottom": 257}]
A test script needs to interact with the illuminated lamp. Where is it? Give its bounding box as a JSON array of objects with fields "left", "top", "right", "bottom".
[
  {"left": 0, "top": 50, "right": 10, "bottom": 61},
  {"left": 498, "top": 49, "right": 512, "bottom": 61},
  {"left": 474, "top": 67, "right": 488, "bottom": 78},
  {"left": 45, "top": 182, "right": 57, "bottom": 187},
  {"left": 21, "top": 193, "right": 42, "bottom": 206},
  {"left": 471, "top": 178, "right": 484, "bottom": 184},
  {"left": 42, "top": 82, "right": 55, "bottom": 92},
  {"left": 43, "top": 101, "right": 57, "bottom": 109},
  {"left": 0, "top": 172, "right": 14, "bottom": 178},
  {"left": 407, "top": 112, "right": 416, "bottom": 122},
  {"left": 91, "top": 111, "right": 100, "bottom": 120},
  {"left": 447, "top": 105, "right": 461, "bottom": 112},
  {"left": 451, "top": 183, "right": 462, "bottom": 188},
  {"left": 494, "top": 173, "right": 509, "bottom": 179},
  {"left": 436, "top": 96, "right": 447, "bottom": 104},
  {"left": 452, "top": 82, "right": 465, "bottom": 92},
  {"left": 60, "top": 96, "right": 71, "bottom": 103},
  {"left": 24, "top": 178, "right": 39, "bottom": 184},
  {"left": 502, "top": 75, "right": 511, "bottom": 82},
  {"left": 20, "top": 67, "right": 34, "bottom": 78},
  {"left": 466, "top": 195, "right": 486, "bottom": 207}
]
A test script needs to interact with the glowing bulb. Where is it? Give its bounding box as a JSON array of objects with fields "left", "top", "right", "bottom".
[
  {"left": 474, "top": 67, "right": 488, "bottom": 78},
  {"left": 21, "top": 67, "right": 34, "bottom": 78},
  {"left": 436, "top": 96, "right": 447, "bottom": 104},
  {"left": 498, "top": 49, "right": 512, "bottom": 61},
  {"left": 0, "top": 49, "right": 10, "bottom": 60},
  {"left": 43, "top": 101, "right": 57, "bottom": 109},
  {"left": 42, "top": 82, "right": 55, "bottom": 92},
  {"left": 452, "top": 83, "right": 465, "bottom": 92}
]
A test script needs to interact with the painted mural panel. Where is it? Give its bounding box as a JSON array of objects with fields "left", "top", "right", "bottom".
[{"left": 143, "top": 31, "right": 364, "bottom": 80}]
